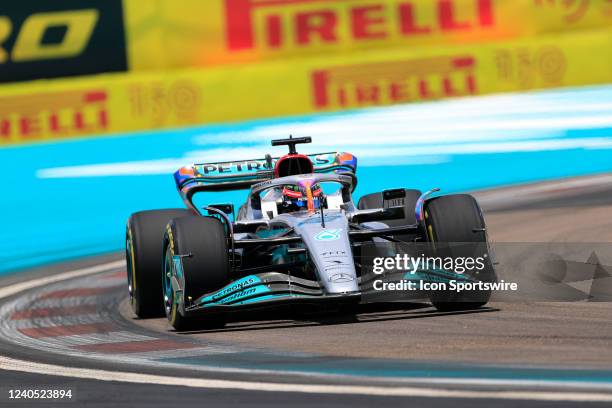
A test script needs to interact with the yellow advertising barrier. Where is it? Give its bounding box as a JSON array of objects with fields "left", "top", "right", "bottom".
[
  {"left": 1, "top": 28, "right": 611, "bottom": 145},
  {"left": 124, "top": 0, "right": 612, "bottom": 70}
]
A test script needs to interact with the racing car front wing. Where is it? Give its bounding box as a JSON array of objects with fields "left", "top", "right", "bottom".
[{"left": 183, "top": 272, "right": 360, "bottom": 316}]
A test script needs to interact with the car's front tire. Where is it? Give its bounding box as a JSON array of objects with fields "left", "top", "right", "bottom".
[
  {"left": 423, "top": 194, "right": 496, "bottom": 311},
  {"left": 126, "top": 209, "right": 191, "bottom": 318},
  {"left": 163, "top": 216, "right": 229, "bottom": 331}
]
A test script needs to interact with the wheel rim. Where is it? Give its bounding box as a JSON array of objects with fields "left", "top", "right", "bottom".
[
  {"left": 163, "top": 245, "right": 174, "bottom": 319},
  {"left": 126, "top": 234, "right": 136, "bottom": 307}
]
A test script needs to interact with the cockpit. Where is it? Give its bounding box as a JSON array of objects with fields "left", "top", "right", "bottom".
[{"left": 258, "top": 178, "right": 347, "bottom": 219}]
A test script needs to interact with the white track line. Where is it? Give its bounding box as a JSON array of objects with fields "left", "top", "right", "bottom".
[
  {"left": 38, "top": 331, "right": 157, "bottom": 347},
  {"left": 0, "top": 260, "right": 125, "bottom": 300},
  {"left": 1, "top": 252, "right": 612, "bottom": 400},
  {"left": 17, "top": 297, "right": 102, "bottom": 310},
  {"left": 10, "top": 314, "right": 107, "bottom": 330},
  {"left": 1, "top": 355, "right": 612, "bottom": 401}
]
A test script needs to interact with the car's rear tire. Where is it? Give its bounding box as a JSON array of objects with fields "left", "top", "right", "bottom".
[
  {"left": 163, "top": 216, "right": 229, "bottom": 331},
  {"left": 358, "top": 189, "right": 422, "bottom": 226},
  {"left": 423, "top": 194, "right": 496, "bottom": 311},
  {"left": 126, "top": 209, "right": 191, "bottom": 318}
]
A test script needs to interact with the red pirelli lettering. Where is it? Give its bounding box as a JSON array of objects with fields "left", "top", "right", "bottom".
[
  {"left": 312, "top": 55, "right": 477, "bottom": 109},
  {"left": 0, "top": 90, "right": 109, "bottom": 141},
  {"left": 296, "top": 10, "right": 338, "bottom": 44},
  {"left": 225, "top": 0, "right": 495, "bottom": 51}
]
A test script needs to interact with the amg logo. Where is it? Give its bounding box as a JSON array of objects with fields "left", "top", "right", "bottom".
[
  {"left": 312, "top": 56, "right": 477, "bottom": 109},
  {"left": 225, "top": 0, "right": 494, "bottom": 51},
  {"left": 0, "top": 90, "right": 108, "bottom": 141}
]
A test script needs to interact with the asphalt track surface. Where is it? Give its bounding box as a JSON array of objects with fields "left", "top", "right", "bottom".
[{"left": 1, "top": 174, "right": 612, "bottom": 407}]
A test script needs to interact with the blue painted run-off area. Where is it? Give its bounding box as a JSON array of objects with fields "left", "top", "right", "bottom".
[{"left": 2, "top": 85, "right": 612, "bottom": 273}]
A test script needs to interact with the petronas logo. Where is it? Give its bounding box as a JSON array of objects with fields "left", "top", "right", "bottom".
[{"left": 314, "top": 229, "right": 342, "bottom": 241}]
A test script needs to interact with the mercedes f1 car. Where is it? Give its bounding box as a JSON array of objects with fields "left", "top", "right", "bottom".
[{"left": 126, "top": 137, "right": 496, "bottom": 330}]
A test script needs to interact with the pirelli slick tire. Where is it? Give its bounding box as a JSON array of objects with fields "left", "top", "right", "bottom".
[
  {"left": 126, "top": 209, "right": 191, "bottom": 318},
  {"left": 423, "top": 194, "right": 496, "bottom": 312},
  {"left": 163, "top": 216, "right": 229, "bottom": 331}
]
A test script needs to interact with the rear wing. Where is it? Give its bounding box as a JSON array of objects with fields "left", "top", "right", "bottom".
[{"left": 174, "top": 151, "right": 357, "bottom": 206}]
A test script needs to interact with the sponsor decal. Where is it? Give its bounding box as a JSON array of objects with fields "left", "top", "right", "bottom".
[
  {"left": 191, "top": 153, "right": 339, "bottom": 177},
  {"left": 0, "top": 89, "right": 108, "bottom": 142},
  {"left": 195, "top": 160, "right": 269, "bottom": 175},
  {"left": 494, "top": 46, "right": 567, "bottom": 88},
  {"left": 321, "top": 250, "right": 348, "bottom": 258},
  {"left": 312, "top": 55, "right": 477, "bottom": 109},
  {"left": 0, "top": 0, "right": 127, "bottom": 83},
  {"left": 533, "top": 0, "right": 590, "bottom": 23},
  {"left": 127, "top": 80, "right": 202, "bottom": 125},
  {"left": 216, "top": 287, "right": 258, "bottom": 304},
  {"left": 211, "top": 276, "right": 258, "bottom": 302},
  {"left": 329, "top": 273, "right": 355, "bottom": 283},
  {"left": 324, "top": 260, "right": 353, "bottom": 272},
  {"left": 314, "top": 229, "right": 343, "bottom": 241},
  {"left": 225, "top": 0, "right": 495, "bottom": 52},
  {"left": 324, "top": 258, "right": 353, "bottom": 272},
  {"left": 200, "top": 276, "right": 272, "bottom": 306}
]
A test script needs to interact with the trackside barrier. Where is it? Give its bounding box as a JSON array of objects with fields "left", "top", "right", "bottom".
[
  {"left": 1, "top": 28, "right": 611, "bottom": 145},
  {"left": 123, "top": 0, "right": 612, "bottom": 69},
  {"left": 3, "top": 1, "right": 612, "bottom": 81}
]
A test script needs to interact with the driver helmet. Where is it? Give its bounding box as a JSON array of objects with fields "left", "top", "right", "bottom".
[{"left": 278, "top": 181, "right": 324, "bottom": 214}]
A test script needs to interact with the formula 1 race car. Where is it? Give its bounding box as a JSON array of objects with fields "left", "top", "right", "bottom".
[{"left": 126, "top": 137, "right": 496, "bottom": 330}]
